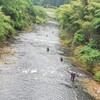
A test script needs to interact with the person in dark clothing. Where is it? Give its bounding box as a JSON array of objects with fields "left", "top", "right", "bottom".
[
  {"left": 46, "top": 34, "right": 48, "bottom": 37},
  {"left": 71, "top": 72, "right": 76, "bottom": 82},
  {"left": 47, "top": 47, "right": 49, "bottom": 52},
  {"left": 60, "top": 57, "right": 63, "bottom": 62}
]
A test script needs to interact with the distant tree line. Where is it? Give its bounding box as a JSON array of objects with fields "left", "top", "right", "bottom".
[{"left": 30, "top": 0, "right": 71, "bottom": 7}]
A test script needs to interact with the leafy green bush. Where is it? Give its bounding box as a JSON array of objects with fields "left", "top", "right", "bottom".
[
  {"left": 95, "top": 72, "right": 100, "bottom": 81},
  {"left": 34, "top": 6, "right": 48, "bottom": 23},
  {"left": 67, "top": 39, "right": 73, "bottom": 46},
  {"left": 80, "top": 46, "right": 92, "bottom": 54},
  {"left": 72, "top": 33, "right": 85, "bottom": 47},
  {"left": 87, "top": 38, "right": 100, "bottom": 49},
  {"left": 36, "top": 16, "right": 44, "bottom": 24},
  {"left": 0, "top": 10, "right": 15, "bottom": 45},
  {"left": 59, "top": 33, "right": 66, "bottom": 40},
  {"left": 77, "top": 46, "right": 100, "bottom": 71},
  {"left": 93, "top": 66, "right": 100, "bottom": 74},
  {"left": 87, "top": 39, "right": 97, "bottom": 48},
  {"left": 73, "top": 33, "right": 84, "bottom": 43},
  {"left": 80, "top": 46, "right": 100, "bottom": 60},
  {"left": 0, "top": 0, "right": 31, "bottom": 30}
]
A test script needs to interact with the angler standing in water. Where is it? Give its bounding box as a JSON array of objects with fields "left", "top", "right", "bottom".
[
  {"left": 47, "top": 47, "right": 49, "bottom": 52},
  {"left": 60, "top": 57, "right": 63, "bottom": 62},
  {"left": 67, "top": 71, "right": 76, "bottom": 82},
  {"left": 71, "top": 72, "right": 76, "bottom": 82}
]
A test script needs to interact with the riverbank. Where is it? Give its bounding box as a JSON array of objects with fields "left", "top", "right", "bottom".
[
  {"left": 0, "top": 46, "right": 16, "bottom": 65},
  {"left": 69, "top": 56, "right": 100, "bottom": 100},
  {"left": 61, "top": 39, "right": 100, "bottom": 100},
  {"left": 83, "top": 79, "right": 100, "bottom": 100}
]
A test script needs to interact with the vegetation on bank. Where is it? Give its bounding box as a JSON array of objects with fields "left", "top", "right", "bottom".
[
  {"left": 56, "top": 0, "right": 100, "bottom": 81},
  {"left": 0, "top": 0, "right": 47, "bottom": 45}
]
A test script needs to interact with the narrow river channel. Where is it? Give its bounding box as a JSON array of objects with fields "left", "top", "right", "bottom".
[{"left": 0, "top": 20, "right": 94, "bottom": 100}]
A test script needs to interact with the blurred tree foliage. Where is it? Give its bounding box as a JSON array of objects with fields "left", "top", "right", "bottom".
[{"left": 0, "top": 0, "right": 47, "bottom": 45}]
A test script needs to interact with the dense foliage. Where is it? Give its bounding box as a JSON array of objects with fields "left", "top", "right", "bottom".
[
  {"left": 0, "top": 0, "right": 47, "bottom": 45},
  {"left": 56, "top": 0, "right": 100, "bottom": 80},
  {"left": 31, "top": 0, "right": 71, "bottom": 7}
]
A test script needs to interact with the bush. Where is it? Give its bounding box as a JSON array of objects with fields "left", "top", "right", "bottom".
[
  {"left": 59, "top": 33, "right": 67, "bottom": 40},
  {"left": 67, "top": 39, "right": 73, "bottom": 46},
  {"left": 95, "top": 72, "right": 100, "bottom": 82},
  {"left": 80, "top": 46, "right": 92, "bottom": 54},
  {"left": 72, "top": 33, "right": 85, "bottom": 47},
  {"left": 88, "top": 38, "right": 100, "bottom": 49},
  {"left": 87, "top": 39, "right": 97, "bottom": 48},
  {"left": 0, "top": 10, "right": 15, "bottom": 45},
  {"left": 34, "top": 6, "right": 48, "bottom": 23},
  {"left": 73, "top": 33, "right": 84, "bottom": 43},
  {"left": 36, "top": 16, "right": 44, "bottom": 24},
  {"left": 75, "top": 46, "right": 100, "bottom": 71}
]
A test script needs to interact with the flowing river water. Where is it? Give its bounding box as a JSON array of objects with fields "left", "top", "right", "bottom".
[{"left": 0, "top": 20, "right": 95, "bottom": 100}]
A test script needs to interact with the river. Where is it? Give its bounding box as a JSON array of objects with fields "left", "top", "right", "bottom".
[{"left": 0, "top": 20, "right": 95, "bottom": 100}]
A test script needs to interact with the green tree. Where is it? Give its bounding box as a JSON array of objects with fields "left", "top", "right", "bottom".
[{"left": 0, "top": 7, "right": 15, "bottom": 45}]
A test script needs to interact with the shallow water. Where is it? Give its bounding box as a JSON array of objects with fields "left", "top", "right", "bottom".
[{"left": 0, "top": 20, "right": 94, "bottom": 100}]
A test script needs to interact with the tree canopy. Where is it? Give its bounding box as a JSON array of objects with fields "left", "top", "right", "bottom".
[{"left": 0, "top": 0, "right": 47, "bottom": 45}]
